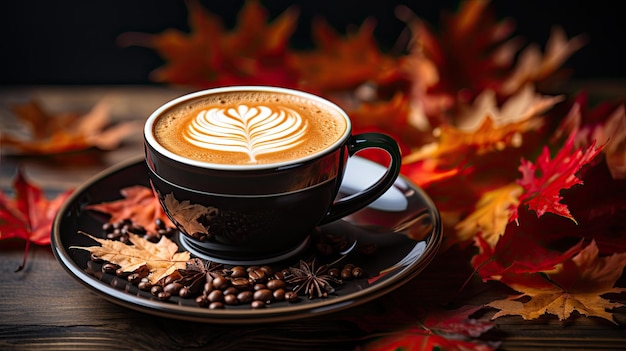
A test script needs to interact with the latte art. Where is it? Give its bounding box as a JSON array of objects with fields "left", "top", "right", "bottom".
[
  {"left": 152, "top": 90, "right": 348, "bottom": 165},
  {"left": 185, "top": 105, "right": 308, "bottom": 163}
]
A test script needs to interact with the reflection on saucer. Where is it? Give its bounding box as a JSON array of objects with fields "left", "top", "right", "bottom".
[{"left": 340, "top": 157, "right": 408, "bottom": 212}]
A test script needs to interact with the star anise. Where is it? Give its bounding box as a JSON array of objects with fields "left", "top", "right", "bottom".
[
  {"left": 285, "top": 259, "right": 343, "bottom": 299},
  {"left": 176, "top": 258, "right": 222, "bottom": 293}
]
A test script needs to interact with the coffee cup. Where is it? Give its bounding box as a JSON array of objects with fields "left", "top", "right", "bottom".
[{"left": 144, "top": 86, "right": 401, "bottom": 264}]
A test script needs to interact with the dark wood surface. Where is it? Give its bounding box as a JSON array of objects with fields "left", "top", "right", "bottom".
[{"left": 1, "top": 86, "right": 625, "bottom": 350}]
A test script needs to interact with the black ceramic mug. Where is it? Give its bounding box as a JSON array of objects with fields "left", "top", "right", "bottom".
[{"left": 144, "top": 86, "right": 401, "bottom": 264}]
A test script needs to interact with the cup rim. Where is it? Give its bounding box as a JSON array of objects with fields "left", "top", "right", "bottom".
[{"left": 144, "top": 86, "right": 352, "bottom": 171}]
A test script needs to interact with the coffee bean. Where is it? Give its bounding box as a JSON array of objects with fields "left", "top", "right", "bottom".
[
  {"left": 157, "top": 291, "right": 171, "bottom": 301},
  {"left": 208, "top": 290, "right": 224, "bottom": 303},
  {"left": 223, "top": 287, "right": 239, "bottom": 296},
  {"left": 102, "top": 263, "right": 119, "bottom": 274},
  {"left": 209, "top": 302, "right": 224, "bottom": 309},
  {"left": 253, "top": 283, "right": 267, "bottom": 291},
  {"left": 230, "top": 266, "right": 247, "bottom": 278},
  {"left": 248, "top": 269, "right": 266, "bottom": 283},
  {"left": 151, "top": 285, "right": 164, "bottom": 296},
  {"left": 231, "top": 277, "right": 252, "bottom": 291},
  {"left": 340, "top": 268, "right": 353, "bottom": 280},
  {"left": 164, "top": 282, "right": 183, "bottom": 295},
  {"left": 351, "top": 267, "right": 364, "bottom": 278},
  {"left": 284, "top": 291, "right": 300, "bottom": 303},
  {"left": 179, "top": 287, "right": 191, "bottom": 298},
  {"left": 259, "top": 266, "right": 273, "bottom": 276},
  {"left": 273, "top": 288, "right": 286, "bottom": 301},
  {"left": 195, "top": 295, "right": 209, "bottom": 307},
  {"left": 138, "top": 279, "right": 152, "bottom": 291},
  {"left": 224, "top": 294, "right": 239, "bottom": 305},
  {"left": 266, "top": 279, "right": 286, "bottom": 291},
  {"left": 237, "top": 291, "right": 253, "bottom": 304},
  {"left": 203, "top": 282, "right": 215, "bottom": 293},
  {"left": 253, "top": 289, "right": 273, "bottom": 303},
  {"left": 250, "top": 300, "right": 265, "bottom": 309},
  {"left": 212, "top": 276, "right": 229, "bottom": 290}
]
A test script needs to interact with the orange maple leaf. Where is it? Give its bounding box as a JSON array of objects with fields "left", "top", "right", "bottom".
[
  {"left": 403, "top": 116, "right": 542, "bottom": 167},
  {"left": 289, "top": 17, "right": 399, "bottom": 92},
  {"left": 1, "top": 99, "right": 139, "bottom": 155},
  {"left": 85, "top": 185, "right": 173, "bottom": 234},
  {"left": 0, "top": 169, "right": 72, "bottom": 271},
  {"left": 512, "top": 130, "right": 604, "bottom": 223},
  {"left": 121, "top": 0, "right": 299, "bottom": 88},
  {"left": 403, "top": 85, "right": 558, "bottom": 166},
  {"left": 400, "top": 0, "right": 516, "bottom": 101},
  {"left": 487, "top": 240, "right": 626, "bottom": 323}
]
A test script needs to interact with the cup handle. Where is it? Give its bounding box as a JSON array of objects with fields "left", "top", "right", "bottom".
[{"left": 319, "top": 132, "right": 402, "bottom": 225}]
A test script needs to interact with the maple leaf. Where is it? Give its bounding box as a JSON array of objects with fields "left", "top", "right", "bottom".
[
  {"left": 361, "top": 306, "right": 497, "bottom": 351},
  {"left": 455, "top": 183, "right": 522, "bottom": 245},
  {"left": 120, "top": 0, "right": 299, "bottom": 88},
  {"left": 512, "top": 130, "right": 604, "bottom": 223},
  {"left": 0, "top": 168, "right": 72, "bottom": 271},
  {"left": 163, "top": 193, "right": 216, "bottom": 236},
  {"left": 472, "top": 228, "right": 584, "bottom": 284},
  {"left": 85, "top": 185, "right": 173, "bottom": 233},
  {"left": 487, "top": 240, "right": 626, "bottom": 323},
  {"left": 399, "top": 0, "right": 516, "bottom": 102},
  {"left": 1, "top": 99, "right": 140, "bottom": 155},
  {"left": 403, "top": 85, "right": 557, "bottom": 166},
  {"left": 500, "top": 27, "right": 587, "bottom": 96},
  {"left": 553, "top": 93, "right": 626, "bottom": 179},
  {"left": 71, "top": 232, "right": 190, "bottom": 284},
  {"left": 289, "top": 17, "right": 399, "bottom": 92}
]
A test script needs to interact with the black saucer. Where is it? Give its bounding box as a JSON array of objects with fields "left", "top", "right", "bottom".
[{"left": 51, "top": 155, "right": 442, "bottom": 323}]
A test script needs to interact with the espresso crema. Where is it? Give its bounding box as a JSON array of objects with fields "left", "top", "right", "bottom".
[{"left": 153, "top": 91, "right": 348, "bottom": 165}]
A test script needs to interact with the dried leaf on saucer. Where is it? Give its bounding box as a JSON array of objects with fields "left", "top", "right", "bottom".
[
  {"left": 1, "top": 98, "right": 141, "bottom": 155},
  {"left": 71, "top": 232, "right": 190, "bottom": 284}
]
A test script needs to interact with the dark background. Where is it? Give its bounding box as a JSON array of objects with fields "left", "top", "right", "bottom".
[{"left": 0, "top": 0, "right": 624, "bottom": 85}]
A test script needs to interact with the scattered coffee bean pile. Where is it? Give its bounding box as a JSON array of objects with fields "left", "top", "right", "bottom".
[
  {"left": 102, "top": 218, "right": 177, "bottom": 243},
  {"left": 93, "top": 218, "right": 367, "bottom": 310}
]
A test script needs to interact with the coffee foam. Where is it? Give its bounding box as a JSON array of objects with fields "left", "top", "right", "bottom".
[{"left": 153, "top": 91, "right": 347, "bottom": 165}]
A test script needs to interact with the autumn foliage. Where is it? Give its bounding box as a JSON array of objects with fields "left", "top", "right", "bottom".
[
  {"left": 2, "top": 0, "right": 625, "bottom": 349},
  {"left": 129, "top": 0, "right": 625, "bottom": 340}
]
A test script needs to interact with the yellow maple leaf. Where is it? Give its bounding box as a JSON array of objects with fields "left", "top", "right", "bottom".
[
  {"left": 455, "top": 183, "right": 522, "bottom": 245},
  {"left": 488, "top": 241, "right": 626, "bottom": 323},
  {"left": 71, "top": 232, "right": 190, "bottom": 284}
]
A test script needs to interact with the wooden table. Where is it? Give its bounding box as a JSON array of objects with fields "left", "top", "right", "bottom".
[{"left": 1, "top": 86, "right": 625, "bottom": 350}]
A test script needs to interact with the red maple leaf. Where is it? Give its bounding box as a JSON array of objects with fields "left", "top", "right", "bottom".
[
  {"left": 512, "top": 130, "right": 603, "bottom": 223},
  {"left": 0, "top": 169, "right": 72, "bottom": 271},
  {"left": 361, "top": 305, "right": 497, "bottom": 351},
  {"left": 472, "top": 228, "right": 584, "bottom": 285}
]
